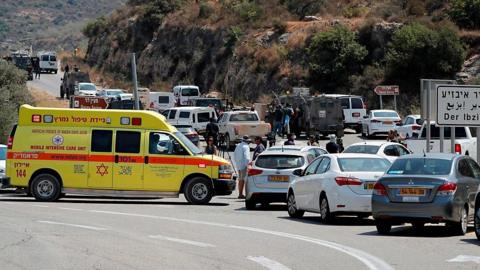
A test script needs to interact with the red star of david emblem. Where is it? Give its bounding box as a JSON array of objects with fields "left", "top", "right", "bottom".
[{"left": 96, "top": 163, "right": 108, "bottom": 176}]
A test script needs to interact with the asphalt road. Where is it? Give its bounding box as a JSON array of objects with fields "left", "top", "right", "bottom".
[
  {"left": 1, "top": 193, "right": 479, "bottom": 270},
  {"left": 27, "top": 72, "right": 64, "bottom": 97}
]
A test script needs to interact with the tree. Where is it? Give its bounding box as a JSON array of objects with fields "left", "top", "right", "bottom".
[
  {"left": 307, "top": 25, "right": 368, "bottom": 89},
  {"left": 449, "top": 0, "right": 480, "bottom": 29},
  {"left": 385, "top": 23, "right": 465, "bottom": 80},
  {"left": 280, "top": 0, "right": 324, "bottom": 19},
  {"left": 0, "top": 60, "right": 33, "bottom": 143}
]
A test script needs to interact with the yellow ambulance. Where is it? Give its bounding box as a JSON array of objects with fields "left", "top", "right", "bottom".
[{"left": 2, "top": 105, "right": 235, "bottom": 204}]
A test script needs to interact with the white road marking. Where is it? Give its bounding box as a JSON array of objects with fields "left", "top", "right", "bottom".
[
  {"left": 31, "top": 204, "right": 49, "bottom": 208},
  {"left": 448, "top": 255, "right": 480, "bottom": 264},
  {"left": 2, "top": 202, "right": 18, "bottom": 205},
  {"left": 37, "top": 220, "right": 107, "bottom": 231},
  {"left": 89, "top": 210, "right": 392, "bottom": 270},
  {"left": 149, "top": 235, "right": 215, "bottom": 248},
  {"left": 247, "top": 256, "right": 291, "bottom": 270},
  {"left": 58, "top": 207, "right": 84, "bottom": 211}
]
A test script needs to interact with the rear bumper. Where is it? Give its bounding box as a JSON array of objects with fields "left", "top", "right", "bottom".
[
  {"left": 213, "top": 179, "right": 236, "bottom": 196},
  {"left": 0, "top": 175, "right": 10, "bottom": 189},
  {"left": 372, "top": 195, "right": 461, "bottom": 223},
  {"left": 247, "top": 192, "right": 287, "bottom": 203}
]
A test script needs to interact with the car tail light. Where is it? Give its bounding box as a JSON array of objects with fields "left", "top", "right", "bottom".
[
  {"left": 371, "top": 119, "right": 381, "bottom": 123},
  {"left": 412, "top": 125, "right": 421, "bottom": 130},
  {"left": 234, "top": 125, "right": 239, "bottom": 135},
  {"left": 7, "top": 136, "right": 14, "bottom": 149},
  {"left": 437, "top": 182, "right": 457, "bottom": 196},
  {"left": 455, "top": 144, "right": 461, "bottom": 154},
  {"left": 373, "top": 182, "right": 387, "bottom": 196},
  {"left": 248, "top": 168, "right": 263, "bottom": 176},
  {"left": 335, "top": 177, "right": 362, "bottom": 186}
]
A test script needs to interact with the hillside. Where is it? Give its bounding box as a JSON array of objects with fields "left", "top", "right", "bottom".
[
  {"left": 83, "top": 0, "right": 480, "bottom": 114},
  {"left": 0, "top": 0, "right": 125, "bottom": 53}
]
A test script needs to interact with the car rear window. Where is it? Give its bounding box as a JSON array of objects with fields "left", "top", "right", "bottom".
[
  {"left": 181, "top": 88, "right": 199, "bottom": 96},
  {"left": 373, "top": 112, "right": 398, "bottom": 118},
  {"left": 230, "top": 113, "right": 258, "bottom": 121},
  {"left": 351, "top": 98, "right": 363, "bottom": 109},
  {"left": 421, "top": 126, "right": 468, "bottom": 139},
  {"left": 343, "top": 145, "right": 380, "bottom": 154},
  {"left": 0, "top": 147, "right": 6, "bottom": 160},
  {"left": 41, "top": 55, "right": 49, "bottom": 61},
  {"left": 50, "top": 55, "right": 57, "bottom": 62},
  {"left": 340, "top": 98, "right": 350, "bottom": 109},
  {"left": 255, "top": 155, "right": 305, "bottom": 169},
  {"left": 387, "top": 158, "right": 452, "bottom": 175},
  {"left": 158, "top": 96, "right": 170, "bottom": 103},
  {"left": 79, "top": 84, "right": 96, "bottom": 91},
  {"left": 338, "top": 158, "right": 390, "bottom": 172}
]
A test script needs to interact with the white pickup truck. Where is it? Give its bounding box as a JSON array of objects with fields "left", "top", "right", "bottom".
[
  {"left": 218, "top": 111, "right": 271, "bottom": 149},
  {"left": 404, "top": 122, "right": 477, "bottom": 160}
]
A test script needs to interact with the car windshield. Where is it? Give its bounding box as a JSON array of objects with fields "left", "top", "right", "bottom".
[
  {"left": 373, "top": 112, "right": 398, "bottom": 118},
  {"left": 0, "top": 147, "right": 6, "bottom": 160},
  {"left": 195, "top": 99, "right": 222, "bottom": 108},
  {"left": 343, "top": 145, "right": 380, "bottom": 154},
  {"left": 255, "top": 155, "right": 305, "bottom": 169},
  {"left": 338, "top": 158, "right": 391, "bottom": 172},
  {"left": 230, "top": 113, "right": 258, "bottom": 121},
  {"left": 387, "top": 158, "right": 452, "bottom": 175},
  {"left": 174, "top": 131, "right": 201, "bottom": 155},
  {"left": 80, "top": 84, "right": 96, "bottom": 91},
  {"left": 181, "top": 88, "right": 199, "bottom": 96},
  {"left": 106, "top": 90, "right": 123, "bottom": 96}
]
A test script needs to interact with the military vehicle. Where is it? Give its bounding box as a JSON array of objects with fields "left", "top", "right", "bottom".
[{"left": 5, "top": 51, "right": 33, "bottom": 80}]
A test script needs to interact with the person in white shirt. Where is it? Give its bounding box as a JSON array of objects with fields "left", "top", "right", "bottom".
[{"left": 234, "top": 135, "right": 250, "bottom": 199}]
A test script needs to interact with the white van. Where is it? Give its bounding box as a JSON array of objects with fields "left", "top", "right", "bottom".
[
  {"left": 323, "top": 94, "right": 366, "bottom": 133},
  {"left": 37, "top": 52, "right": 58, "bottom": 73},
  {"left": 172, "top": 85, "right": 201, "bottom": 106},
  {"left": 148, "top": 92, "right": 175, "bottom": 112},
  {"left": 162, "top": 107, "right": 216, "bottom": 135}
]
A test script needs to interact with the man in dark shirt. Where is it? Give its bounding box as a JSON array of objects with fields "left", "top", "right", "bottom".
[
  {"left": 273, "top": 105, "right": 284, "bottom": 137},
  {"left": 206, "top": 117, "right": 219, "bottom": 145},
  {"left": 252, "top": 136, "right": 265, "bottom": 160},
  {"left": 284, "top": 134, "right": 296, "bottom": 145},
  {"left": 326, "top": 134, "right": 339, "bottom": 153}
]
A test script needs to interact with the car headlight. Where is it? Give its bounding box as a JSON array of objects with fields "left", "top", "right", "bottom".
[
  {"left": 219, "top": 164, "right": 233, "bottom": 173},
  {"left": 219, "top": 164, "right": 233, "bottom": 179}
]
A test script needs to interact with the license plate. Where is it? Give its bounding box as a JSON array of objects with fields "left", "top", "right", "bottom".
[
  {"left": 402, "top": 196, "right": 419, "bottom": 202},
  {"left": 399, "top": 188, "right": 425, "bottom": 196},
  {"left": 269, "top": 175, "right": 289, "bottom": 182},
  {"left": 383, "top": 121, "right": 393, "bottom": 124},
  {"left": 352, "top": 112, "right": 360, "bottom": 117},
  {"left": 364, "top": 182, "right": 375, "bottom": 190}
]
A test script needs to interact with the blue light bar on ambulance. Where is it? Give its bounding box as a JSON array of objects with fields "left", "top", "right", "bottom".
[
  {"left": 120, "top": 117, "right": 130, "bottom": 125},
  {"left": 43, "top": 115, "right": 53, "bottom": 123}
]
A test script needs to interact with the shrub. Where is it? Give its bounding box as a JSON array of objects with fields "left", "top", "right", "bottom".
[
  {"left": 0, "top": 60, "right": 33, "bottom": 143},
  {"left": 449, "top": 0, "right": 480, "bottom": 29},
  {"left": 280, "top": 0, "right": 325, "bottom": 19},
  {"left": 272, "top": 19, "right": 287, "bottom": 34},
  {"left": 342, "top": 6, "right": 368, "bottom": 18},
  {"left": 233, "top": 0, "right": 263, "bottom": 22},
  {"left": 82, "top": 16, "right": 108, "bottom": 38},
  {"left": 386, "top": 23, "right": 466, "bottom": 80},
  {"left": 224, "top": 26, "right": 243, "bottom": 53},
  {"left": 307, "top": 25, "right": 368, "bottom": 89},
  {"left": 199, "top": 1, "right": 214, "bottom": 18}
]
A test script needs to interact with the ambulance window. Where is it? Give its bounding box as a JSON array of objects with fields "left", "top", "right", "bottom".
[
  {"left": 149, "top": 132, "right": 186, "bottom": 155},
  {"left": 116, "top": 131, "right": 141, "bottom": 153},
  {"left": 91, "top": 130, "right": 112, "bottom": 152}
]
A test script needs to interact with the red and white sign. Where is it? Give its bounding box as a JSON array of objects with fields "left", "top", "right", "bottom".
[
  {"left": 374, "top": 85, "right": 400, "bottom": 96},
  {"left": 72, "top": 96, "right": 108, "bottom": 109}
]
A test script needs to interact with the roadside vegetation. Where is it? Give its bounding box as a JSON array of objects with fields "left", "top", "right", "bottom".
[{"left": 0, "top": 60, "right": 33, "bottom": 143}]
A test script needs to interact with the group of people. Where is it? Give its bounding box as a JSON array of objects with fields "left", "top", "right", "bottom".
[
  {"left": 387, "top": 129, "right": 405, "bottom": 144},
  {"left": 272, "top": 103, "right": 302, "bottom": 138}
]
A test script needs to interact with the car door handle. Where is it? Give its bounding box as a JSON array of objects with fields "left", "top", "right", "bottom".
[
  {"left": 144, "top": 156, "right": 149, "bottom": 164},
  {"left": 114, "top": 155, "right": 119, "bottom": 163}
]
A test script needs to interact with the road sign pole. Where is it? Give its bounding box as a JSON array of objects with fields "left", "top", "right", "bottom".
[
  {"left": 477, "top": 128, "right": 480, "bottom": 162},
  {"left": 394, "top": 95, "right": 397, "bottom": 111},
  {"left": 440, "top": 127, "right": 444, "bottom": 152},
  {"left": 379, "top": 96, "right": 383, "bottom": 109},
  {"left": 131, "top": 53, "right": 140, "bottom": 110},
  {"left": 451, "top": 127, "right": 456, "bottom": 154},
  {"left": 426, "top": 81, "right": 431, "bottom": 153}
]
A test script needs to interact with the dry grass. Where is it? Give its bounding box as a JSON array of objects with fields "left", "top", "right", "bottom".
[{"left": 29, "top": 86, "right": 68, "bottom": 108}]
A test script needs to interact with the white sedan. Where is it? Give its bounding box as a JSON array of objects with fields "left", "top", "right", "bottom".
[
  {"left": 286, "top": 154, "right": 391, "bottom": 222},
  {"left": 362, "top": 110, "right": 401, "bottom": 137},
  {"left": 342, "top": 142, "right": 412, "bottom": 163},
  {"left": 394, "top": 114, "right": 423, "bottom": 138}
]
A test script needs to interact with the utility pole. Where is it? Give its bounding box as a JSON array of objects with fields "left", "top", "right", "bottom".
[{"left": 131, "top": 53, "right": 140, "bottom": 110}]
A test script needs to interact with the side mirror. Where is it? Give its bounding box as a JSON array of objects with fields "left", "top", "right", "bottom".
[{"left": 293, "top": 169, "right": 303, "bottom": 176}]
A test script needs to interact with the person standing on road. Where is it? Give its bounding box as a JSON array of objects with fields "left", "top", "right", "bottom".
[
  {"left": 273, "top": 105, "right": 284, "bottom": 138},
  {"left": 326, "top": 134, "right": 339, "bottom": 153},
  {"left": 32, "top": 57, "right": 41, "bottom": 79},
  {"left": 206, "top": 117, "right": 219, "bottom": 146},
  {"left": 204, "top": 136, "right": 218, "bottom": 155},
  {"left": 64, "top": 64, "right": 70, "bottom": 73},
  {"left": 307, "top": 135, "right": 319, "bottom": 146},
  {"left": 252, "top": 136, "right": 265, "bottom": 160},
  {"left": 234, "top": 135, "right": 250, "bottom": 199},
  {"left": 284, "top": 133, "right": 296, "bottom": 145},
  {"left": 283, "top": 104, "right": 293, "bottom": 136}
]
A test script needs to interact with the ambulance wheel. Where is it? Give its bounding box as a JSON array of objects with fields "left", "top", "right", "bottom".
[
  {"left": 184, "top": 177, "right": 213, "bottom": 205},
  {"left": 30, "top": 174, "right": 61, "bottom": 202}
]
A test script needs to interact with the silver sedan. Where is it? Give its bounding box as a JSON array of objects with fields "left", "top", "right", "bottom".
[{"left": 372, "top": 153, "right": 480, "bottom": 235}]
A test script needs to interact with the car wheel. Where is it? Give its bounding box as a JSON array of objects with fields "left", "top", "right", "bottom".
[
  {"left": 287, "top": 192, "right": 304, "bottom": 218},
  {"left": 319, "top": 195, "right": 333, "bottom": 223},
  {"left": 184, "top": 177, "right": 213, "bottom": 205},
  {"left": 30, "top": 174, "right": 61, "bottom": 202},
  {"left": 448, "top": 207, "right": 468, "bottom": 236},
  {"left": 475, "top": 206, "right": 480, "bottom": 240},
  {"left": 376, "top": 221, "right": 392, "bottom": 235},
  {"left": 245, "top": 199, "right": 257, "bottom": 210}
]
